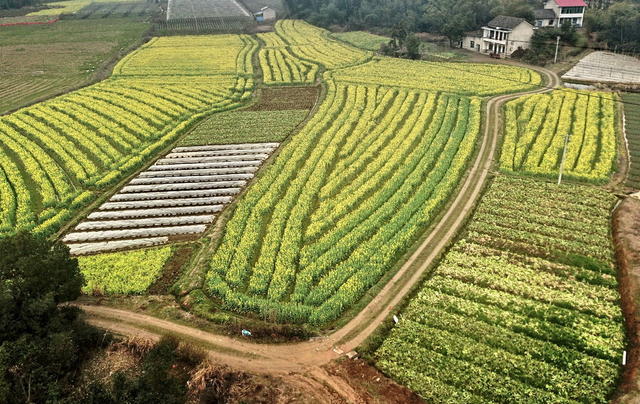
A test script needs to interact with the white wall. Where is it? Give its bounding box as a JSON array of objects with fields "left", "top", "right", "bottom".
[
  {"left": 507, "top": 22, "right": 534, "bottom": 54},
  {"left": 462, "top": 35, "right": 482, "bottom": 52}
]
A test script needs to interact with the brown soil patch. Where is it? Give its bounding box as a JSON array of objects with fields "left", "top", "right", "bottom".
[
  {"left": 247, "top": 86, "right": 320, "bottom": 111},
  {"left": 323, "top": 358, "right": 424, "bottom": 404},
  {"left": 612, "top": 197, "right": 640, "bottom": 403},
  {"left": 148, "top": 245, "right": 195, "bottom": 295}
]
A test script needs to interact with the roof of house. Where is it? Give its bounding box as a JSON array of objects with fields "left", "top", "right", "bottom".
[
  {"left": 534, "top": 8, "right": 556, "bottom": 19},
  {"left": 486, "top": 15, "right": 527, "bottom": 30},
  {"left": 465, "top": 30, "right": 483, "bottom": 37},
  {"left": 552, "top": 0, "right": 587, "bottom": 7}
]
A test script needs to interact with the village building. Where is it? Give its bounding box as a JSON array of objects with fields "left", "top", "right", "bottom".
[
  {"left": 535, "top": 0, "right": 587, "bottom": 27},
  {"left": 462, "top": 16, "right": 534, "bottom": 58}
]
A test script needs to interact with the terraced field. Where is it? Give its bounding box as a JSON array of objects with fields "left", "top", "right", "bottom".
[
  {"left": 500, "top": 89, "right": 618, "bottom": 183},
  {"left": 376, "top": 175, "right": 623, "bottom": 403},
  {"left": 274, "top": 20, "right": 372, "bottom": 70},
  {"left": 0, "top": 34, "right": 255, "bottom": 239},
  {"left": 64, "top": 143, "right": 279, "bottom": 255},
  {"left": 258, "top": 32, "right": 319, "bottom": 85}
]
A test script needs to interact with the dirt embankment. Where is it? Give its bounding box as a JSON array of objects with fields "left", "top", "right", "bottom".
[{"left": 613, "top": 197, "right": 640, "bottom": 403}]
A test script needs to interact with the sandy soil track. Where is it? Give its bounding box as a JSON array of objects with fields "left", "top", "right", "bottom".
[{"left": 77, "top": 65, "right": 560, "bottom": 401}]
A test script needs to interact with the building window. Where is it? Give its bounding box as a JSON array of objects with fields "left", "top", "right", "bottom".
[
  {"left": 470, "top": 40, "right": 475, "bottom": 48},
  {"left": 548, "top": 20, "right": 554, "bottom": 26},
  {"left": 561, "top": 6, "right": 584, "bottom": 14}
]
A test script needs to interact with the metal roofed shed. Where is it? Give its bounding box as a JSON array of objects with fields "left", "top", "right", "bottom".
[{"left": 254, "top": 6, "right": 276, "bottom": 22}]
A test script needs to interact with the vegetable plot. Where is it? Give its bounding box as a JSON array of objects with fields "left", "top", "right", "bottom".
[
  {"left": 0, "top": 34, "right": 257, "bottom": 240},
  {"left": 79, "top": 246, "right": 172, "bottom": 295},
  {"left": 333, "top": 31, "right": 390, "bottom": 51},
  {"left": 623, "top": 92, "right": 640, "bottom": 188},
  {"left": 376, "top": 175, "right": 623, "bottom": 404},
  {"left": 206, "top": 83, "right": 482, "bottom": 324},
  {"left": 500, "top": 89, "right": 617, "bottom": 182},
  {"left": 64, "top": 142, "right": 279, "bottom": 255}
]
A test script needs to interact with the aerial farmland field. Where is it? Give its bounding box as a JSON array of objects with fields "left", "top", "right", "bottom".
[
  {"left": 0, "top": 17, "right": 148, "bottom": 114},
  {"left": 376, "top": 176, "right": 623, "bottom": 403},
  {"left": 0, "top": 13, "right": 632, "bottom": 403},
  {"left": 500, "top": 89, "right": 618, "bottom": 182}
]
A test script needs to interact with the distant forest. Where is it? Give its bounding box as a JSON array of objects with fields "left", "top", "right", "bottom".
[{"left": 0, "top": 0, "right": 41, "bottom": 9}]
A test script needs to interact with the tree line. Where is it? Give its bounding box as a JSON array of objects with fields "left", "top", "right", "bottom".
[
  {"left": 284, "top": 0, "right": 640, "bottom": 51},
  {"left": 0, "top": 0, "right": 42, "bottom": 10}
]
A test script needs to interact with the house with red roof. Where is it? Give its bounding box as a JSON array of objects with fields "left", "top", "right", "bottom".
[{"left": 535, "top": 0, "right": 587, "bottom": 27}]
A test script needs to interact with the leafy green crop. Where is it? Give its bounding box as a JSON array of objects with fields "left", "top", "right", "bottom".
[{"left": 79, "top": 247, "right": 172, "bottom": 295}]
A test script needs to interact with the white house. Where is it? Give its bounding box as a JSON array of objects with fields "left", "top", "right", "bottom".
[
  {"left": 254, "top": 6, "right": 276, "bottom": 23},
  {"left": 461, "top": 30, "right": 483, "bottom": 53},
  {"left": 462, "top": 16, "right": 534, "bottom": 57},
  {"left": 536, "top": 0, "right": 587, "bottom": 27}
]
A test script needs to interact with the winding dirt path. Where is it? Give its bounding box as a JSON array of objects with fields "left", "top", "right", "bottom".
[{"left": 77, "top": 65, "right": 561, "bottom": 401}]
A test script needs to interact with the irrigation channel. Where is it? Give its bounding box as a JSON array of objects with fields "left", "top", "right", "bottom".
[{"left": 76, "top": 64, "right": 561, "bottom": 401}]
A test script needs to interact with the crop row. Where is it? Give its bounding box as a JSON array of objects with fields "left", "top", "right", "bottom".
[
  {"left": 273, "top": 20, "right": 372, "bottom": 70},
  {"left": 331, "top": 57, "right": 542, "bottom": 96},
  {"left": 0, "top": 34, "right": 256, "bottom": 239},
  {"left": 258, "top": 33, "right": 318, "bottom": 85},
  {"left": 500, "top": 89, "right": 617, "bottom": 182},
  {"left": 204, "top": 82, "right": 481, "bottom": 324},
  {"left": 78, "top": 246, "right": 172, "bottom": 295},
  {"left": 376, "top": 175, "right": 622, "bottom": 403}
]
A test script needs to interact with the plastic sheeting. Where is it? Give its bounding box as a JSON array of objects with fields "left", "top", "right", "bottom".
[
  {"left": 67, "top": 237, "right": 170, "bottom": 255},
  {"left": 87, "top": 205, "right": 224, "bottom": 220},
  {"left": 63, "top": 225, "right": 207, "bottom": 243},
  {"left": 75, "top": 215, "right": 215, "bottom": 231}
]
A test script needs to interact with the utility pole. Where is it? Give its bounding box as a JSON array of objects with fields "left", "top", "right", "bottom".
[
  {"left": 558, "top": 133, "right": 570, "bottom": 185},
  {"left": 554, "top": 35, "right": 560, "bottom": 63}
]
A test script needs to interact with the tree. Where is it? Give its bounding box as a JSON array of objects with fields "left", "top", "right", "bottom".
[
  {"left": 423, "top": 0, "right": 492, "bottom": 46},
  {"left": 490, "top": 0, "right": 536, "bottom": 22},
  {"left": 0, "top": 232, "right": 102, "bottom": 403},
  {"left": 406, "top": 33, "right": 422, "bottom": 59},
  {"left": 602, "top": 1, "right": 640, "bottom": 50}
]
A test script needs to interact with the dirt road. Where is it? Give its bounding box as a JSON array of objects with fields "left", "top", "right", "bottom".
[{"left": 77, "top": 65, "right": 561, "bottom": 401}]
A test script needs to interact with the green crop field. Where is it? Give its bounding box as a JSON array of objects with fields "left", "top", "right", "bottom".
[
  {"left": 179, "top": 109, "right": 309, "bottom": 145},
  {"left": 0, "top": 34, "right": 255, "bottom": 239},
  {"left": 333, "top": 31, "right": 389, "bottom": 51},
  {"left": 376, "top": 175, "right": 623, "bottom": 403},
  {"left": 79, "top": 246, "right": 172, "bottom": 294},
  {"left": 500, "top": 89, "right": 618, "bottom": 183},
  {"left": 624, "top": 92, "right": 640, "bottom": 188},
  {"left": 0, "top": 18, "right": 149, "bottom": 115},
  {"left": 0, "top": 16, "right": 628, "bottom": 401}
]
